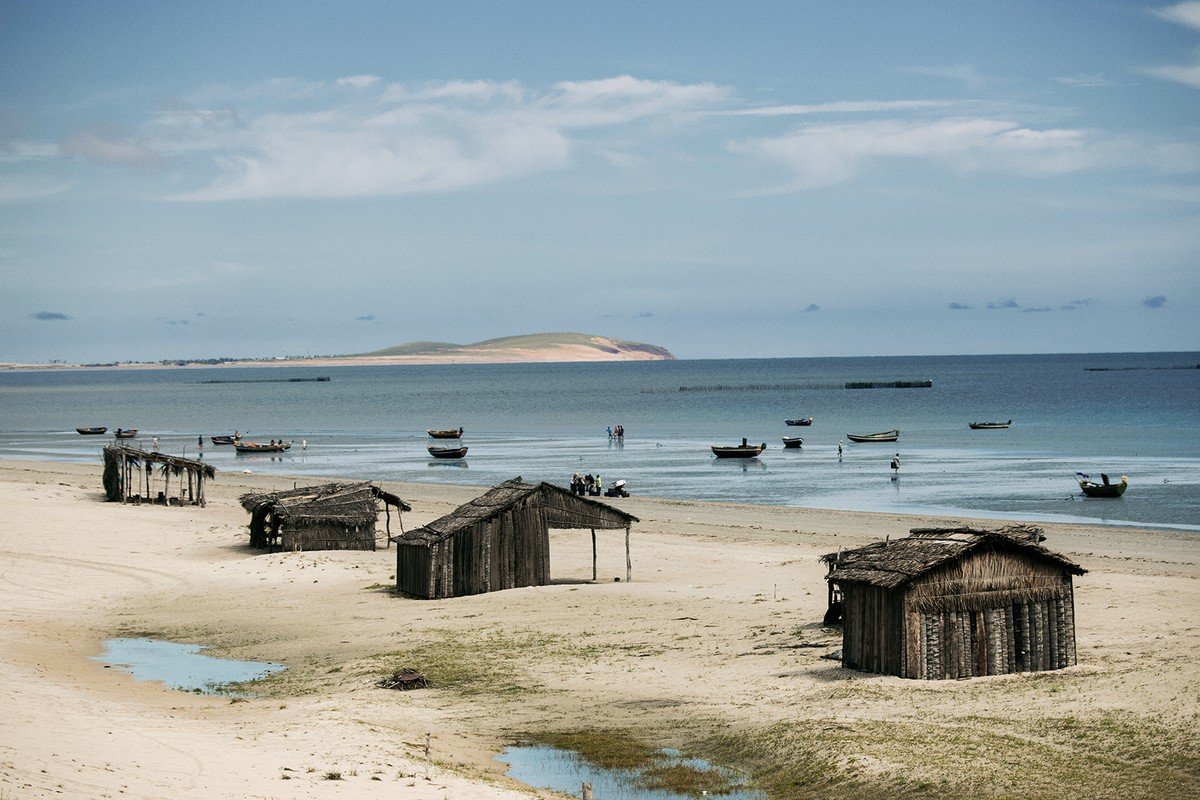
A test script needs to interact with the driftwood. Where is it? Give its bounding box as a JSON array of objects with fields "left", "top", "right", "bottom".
[{"left": 378, "top": 669, "right": 428, "bottom": 690}]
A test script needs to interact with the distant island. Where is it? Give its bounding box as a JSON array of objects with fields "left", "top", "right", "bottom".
[{"left": 2, "top": 333, "right": 676, "bottom": 370}]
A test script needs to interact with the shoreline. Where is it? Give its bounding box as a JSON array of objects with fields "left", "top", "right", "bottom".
[{"left": 1, "top": 457, "right": 1197, "bottom": 798}]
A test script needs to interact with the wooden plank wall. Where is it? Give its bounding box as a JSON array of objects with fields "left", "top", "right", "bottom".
[{"left": 913, "top": 591, "right": 1078, "bottom": 679}]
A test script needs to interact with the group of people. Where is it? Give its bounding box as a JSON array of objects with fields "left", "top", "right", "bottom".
[
  {"left": 606, "top": 425, "right": 625, "bottom": 439},
  {"left": 571, "top": 472, "right": 603, "bottom": 496}
]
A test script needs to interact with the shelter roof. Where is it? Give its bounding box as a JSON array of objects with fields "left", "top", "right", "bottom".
[
  {"left": 239, "top": 481, "right": 409, "bottom": 525},
  {"left": 822, "top": 525, "right": 1085, "bottom": 590},
  {"left": 104, "top": 444, "right": 216, "bottom": 477},
  {"left": 396, "top": 477, "right": 638, "bottom": 545}
]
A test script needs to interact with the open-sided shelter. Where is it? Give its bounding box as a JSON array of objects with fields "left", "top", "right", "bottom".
[
  {"left": 822, "top": 525, "right": 1085, "bottom": 680},
  {"left": 239, "top": 481, "right": 410, "bottom": 551},
  {"left": 103, "top": 444, "right": 215, "bottom": 506},
  {"left": 394, "top": 477, "right": 639, "bottom": 599}
]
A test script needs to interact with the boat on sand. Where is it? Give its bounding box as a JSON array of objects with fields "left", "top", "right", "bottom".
[{"left": 1077, "top": 473, "right": 1128, "bottom": 498}]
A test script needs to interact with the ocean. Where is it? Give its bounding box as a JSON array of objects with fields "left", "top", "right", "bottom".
[{"left": 1, "top": 352, "right": 1197, "bottom": 531}]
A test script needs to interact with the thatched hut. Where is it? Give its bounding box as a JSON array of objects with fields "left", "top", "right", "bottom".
[
  {"left": 239, "top": 482, "right": 410, "bottom": 551},
  {"left": 103, "top": 444, "right": 215, "bottom": 506},
  {"left": 395, "top": 477, "right": 639, "bottom": 599},
  {"left": 822, "top": 525, "right": 1086, "bottom": 680}
]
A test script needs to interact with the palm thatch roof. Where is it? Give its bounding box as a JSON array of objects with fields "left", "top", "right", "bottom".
[
  {"left": 822, "top": 525, "right": 1086, "bottom": 590},
  {"left": 104, "top": 444, "right": 216, "bottom": 477},
  {"left": 397, "top": 477, "right": 638, "bottom": 546},
  {"left": 239, "top": 481, "right": 409, "bottom": 525}
]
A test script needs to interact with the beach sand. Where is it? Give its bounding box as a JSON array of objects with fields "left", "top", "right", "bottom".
[{"left": 1, "top": 458, "right": 1197, "bottom": 799}]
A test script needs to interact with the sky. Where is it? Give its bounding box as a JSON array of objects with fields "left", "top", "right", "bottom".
[{"left": 1, "top": 0, "right": 1198, "bottom": 362}]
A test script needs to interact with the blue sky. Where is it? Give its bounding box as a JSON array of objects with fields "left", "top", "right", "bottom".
[{"left": 1, "top": 0, "right": 1197, "bottom": 361}]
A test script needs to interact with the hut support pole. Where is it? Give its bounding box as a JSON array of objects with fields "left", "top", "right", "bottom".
[
  {"left": 625, "top": 525, "right": 631, "bottom": 583},
  {"left": 591, "top": 528, "right": 597, "bottom": 581}
]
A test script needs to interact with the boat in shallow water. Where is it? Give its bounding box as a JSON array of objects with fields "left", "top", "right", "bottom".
[
  {"left": 1077, "top": 473, "right": 1128, "bottom": 498},
  {"left": 784, "top": 417, "right": 813, "bottom": 426},
  {"left": 969, "top": 420, "right": 1012, "bottom": 429},
  {"left": 782, "top": 436, "right": 803, "bottom": 449},
  {"left": 114, "top": 428, "right": 138, "bottom": 439},
  {"left": 427, "top": 428, "right": 464, "bottom": 439},
  {"left": 235, "top": 440, "right": 291, "bottom": 453},
  {"left": 428, "top": 445, "right": 468, "bottom": 459},
  {"left": 846, "top": 429, "right": 899, "bottom": 443},
  {"left": 76, "top": 427, "right": 107, "bottom": 435},
  {"left": 711, "top": 441, "right": 766, "bottom": 458}
]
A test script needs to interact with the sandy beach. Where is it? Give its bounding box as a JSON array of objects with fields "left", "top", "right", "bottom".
[{"left": 1, "top": 458, "right": 1197, "bottom": 799}]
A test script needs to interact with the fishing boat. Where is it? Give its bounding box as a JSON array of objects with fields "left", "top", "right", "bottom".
[
  {"left": 846, "top": 429, "right": 899, "bottom": 443},
  {"left": 76, "top": 427, "right": 107, "bottom": 435},
  {"left": 428, "top": 445, "right": 468, "bottom": 459},
  {"left": 211, "top": 435, "right": 238, "bottom": 445},
  {"left": 427, "top": 428, "right": 464, "bottom": 439},
  {"left": 1077, "top": 473, "right": 1128, "bottom": 498},
  {"left": 782, "top": 436, "right": 803, "bottom": 449},
  {"left": 784, "top": 417, "right": 813, "bottom": 426},
  {"left": 969, "top": 420, "right": 1012, "bottom": 429},
  {"left": 711, "top": 441, "right": 766, "bottom": 458},
  {"left": 235, "top": 440, "right": 291, "bottom": 453},
  {"left": 113, "top": 428, "right": 138, "bottom": 439}
]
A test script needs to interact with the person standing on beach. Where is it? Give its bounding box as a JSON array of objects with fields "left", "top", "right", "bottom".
[
  {"left": 838, "top": 440, "right": 843, "bottom": 459},
  {"left": 890, "top": 453, "right": 900, "bottom": 476}
]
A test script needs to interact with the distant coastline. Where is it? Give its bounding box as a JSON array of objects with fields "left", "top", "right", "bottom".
[{"left": 0, "top": 332, "right": 676, "bottom": 371}]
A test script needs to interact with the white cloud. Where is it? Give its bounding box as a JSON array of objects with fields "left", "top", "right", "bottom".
[
  {"left": 60, "top": 126, "right": 162, "bottom": 167},
  {"left": 724, "top": 100, "right": 956, "bottom": 117},
  {"left": 0, "top": 176, "right": 69, "bottom": 202},
  {"left": 1144, "top": 59, "right": 1200, "bottom": 88},
  {"left": 336, "top": 75, "right": 381, "bottom": 89},
  {"left": 729, "top": 117, "right": 1197, "bottom": 190},
  {"left": 904, "top": 64, "right": 987, "bottom": 90},
  {"left": 1154, "top": 1, "right": 1200, "bottom": 30},
  {"left": 167, "top": 76, "right": 727, "bottom": 200}
]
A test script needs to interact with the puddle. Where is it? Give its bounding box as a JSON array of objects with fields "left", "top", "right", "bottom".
[
  {"left": 497, "top": 744, "right": 767, "bottom": 800},
  {"left": 92, "top": 637, "right": 284, "bottom": 694}
]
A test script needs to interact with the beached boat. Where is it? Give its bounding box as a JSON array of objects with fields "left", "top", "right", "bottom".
[
  {"left": 1077, "top": 473, "right": 1128, "bottom": 498},
  {"left": 76, "top": 427, "right": 107, "bottom": 435},
  {"left": 711, "top": 442, "right": 766, "bottom": 458},
  {"left": 428, "top": 445, "right": 468, "bottom": 459},
  {"left": 969, "top": 420, "right": 1012, "bottom": 429},
  {"left": 846, "top": 429, "right": 899, "bottom": 443},
  {"left": 784, "top": 417, "right": 813, "bottom": 426},
  {"left": 211, "top": 435, "right": 238, "bottom": 445},
  {"left": 235, "top": 441, "right": 291, "bottom": 453},
  {"left": 113, "top": 428, "right": 138, "bottom": 439},
  {"left": 427, "top": 428, "right": 464, "bottom": 439},
  {"left": 782, "top": 436, "right": 803, "bottom": 449}
]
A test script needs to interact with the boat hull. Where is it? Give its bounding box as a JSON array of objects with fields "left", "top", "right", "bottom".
[
  {"left": 427, "top": 429, "right": 463, "bottom": 439},
  {"left": 76, "top": 427, "right": 107, "bottom": 435},
  {"left": 428, "top": 446, "right": 468, "bottom": 459},
  {"left": 1079, "top": 478, "right": 1127, "bottom": 498},
  {"left": 969, "top": 420, "right": 1011, "bottom": 429},
  {"left": 784, "top": 418, "right": 813, "bottom": 426},
  {"left": 235, "top": 442, "right": 291, "bottom": 453},
  {"left": 211, "top": 435, "right": 237, "bottom": 445},
  {"left": 846, "top": 429, "right": 899, "bottom": 443},
  {"left": 711, "top": 445, "right": 765, "bottom": 458},
  {"left": 114, "top": 429, "right": 138, "bottom": 439},
  {"left": 781, "top": 437, "right": 803, "bottom": 448}
]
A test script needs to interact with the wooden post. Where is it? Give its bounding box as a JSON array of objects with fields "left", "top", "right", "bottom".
[
  {"left": 591, "top": 528, "right": 597, "bottom": 581},
  {"left": 625, "top": 525, "right": 631, "bottom": 583}
]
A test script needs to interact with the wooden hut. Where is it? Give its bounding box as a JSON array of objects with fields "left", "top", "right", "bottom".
[
  {"left": 395, "top": 477, "right": 639, "bottom": 599},
  {"left": 239, "top": 481, "right": 410, "bottom": 551},
  {"left": 822, "top": 525, "right": 1086, "bottom": 680},
  {"left": 103, "top": 444, "right": 215, "bottom": 506}
]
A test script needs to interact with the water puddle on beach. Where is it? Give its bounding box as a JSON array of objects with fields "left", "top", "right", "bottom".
[
  {"left": 92, "top": 637, "right": 284, "bottom": 695},
  {"left": 497, "top": 744, "right": 766, "bottom": 800}
]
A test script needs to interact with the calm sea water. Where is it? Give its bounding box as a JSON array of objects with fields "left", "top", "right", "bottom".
[{"left": 1, "top": 353, "right": 1197, "bottom": 530}]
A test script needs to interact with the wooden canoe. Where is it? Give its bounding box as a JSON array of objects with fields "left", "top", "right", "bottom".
[
  {"left": 969, "top": 420, "right": 1012, "bottom": 429},
  {"left": 784, "top": 417, "right": 813, "bottom": 426},
  {"left": 235, "top": 441, "right": 291, "bottom": 453},
  {"left": 211, "top": 435, "right": 238, "bottom": 445},
  {"left": 428, "top": 445, "right": 468, "bottom": 459},
  {"left": 1079, "top": 475, "right": 1127, "bottom": 498},
  {"left": 113, "top": 429, "right": 138, "bottom": 439},
  {"left": 427, "top": 428, "right": 463, "bottom": 439},
  {"left": 781, "top": 436, "right": 804, "bottom": 448},
  {"left": 711, "top": 443, "right": 766, "bottom": 458},
  {"left": 76, "top": 427, "right": 107, "bottom": 435},
  {"left": 846, "top": 429, "right": 899, "bottom": 443}
]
